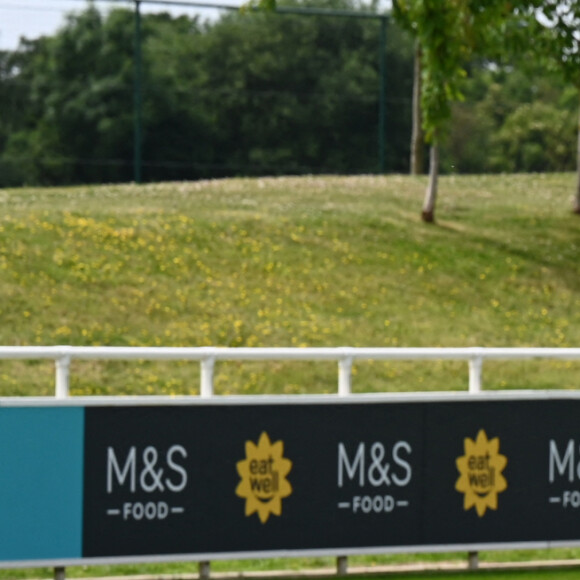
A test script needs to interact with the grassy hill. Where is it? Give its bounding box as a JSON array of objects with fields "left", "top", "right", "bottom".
[{"left": 1, "top": 173, "right": 580, "bottom": 397}]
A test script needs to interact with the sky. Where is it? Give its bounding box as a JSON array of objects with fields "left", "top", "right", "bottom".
[
  {"left": 0, "top": 0, "right": 238, "bottom": 50},
  {"left": 0, "top": 0, "right": 393, "bottom": 51}
]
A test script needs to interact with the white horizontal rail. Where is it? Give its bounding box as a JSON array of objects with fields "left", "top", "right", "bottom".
[
  {"left": 3, "top": 345, "right": 580, "bottom": 360},
  {"left": 1, "top": 346, "right": 580, "bottom": 399}
]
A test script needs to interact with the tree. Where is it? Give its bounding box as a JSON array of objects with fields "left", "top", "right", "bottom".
[
  {"left": 0, "top": 50, "right": 30, "bottom": 185},
  {"left": 194, "top": 0, "right": 414, "bottom": 176},
  {"left": 392, "top": 0, "right": 527, "bottom": 222},
  {"left": 476, "top": 0, "right": 580, "bottom": 214},
  {"left": 508, "top": 1, "right": 580, "bottom": 212},
  {"left": 439, "top": 62, "right": 576, "bottom": 174},
  {"left": 392, "top": 0, "right": 491, "bottom": 221},
  {"left": 0, "top": 7, "right": 137, "bottom": 184},
  {"left": 0, "top": 6, "right": 211, "bottom": 185}
]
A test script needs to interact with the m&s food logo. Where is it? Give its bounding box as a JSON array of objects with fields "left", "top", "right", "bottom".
[
  {"left": 236, "top": 432, "right": 293, "bottom": 523},
  {"left": 455, "top": 429, "right": 507, "bottom": 517}
]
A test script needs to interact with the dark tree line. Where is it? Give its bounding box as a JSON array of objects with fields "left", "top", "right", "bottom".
[
  {"left": 0, "top": 1, "right": 414, "bottom": 185},
  {"left": 0, "top": 1, "right": 576, "bottom": 187}
]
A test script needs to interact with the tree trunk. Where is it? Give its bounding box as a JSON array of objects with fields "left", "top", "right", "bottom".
[
  {"left": 421, "top": 144, "right": 439, "bottom": 223},
  {"left": 574, "top": 98, "right": 580, "bottom": 214},
  {"left": 410, "top": 41, "right": 424, "bottom": 175}
]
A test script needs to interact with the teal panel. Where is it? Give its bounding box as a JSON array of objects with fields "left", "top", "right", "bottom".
[{"left": 0, "top": 407, "right": 84, "bottom": 561}]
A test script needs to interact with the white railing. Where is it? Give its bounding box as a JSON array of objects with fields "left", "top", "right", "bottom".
[
  {"left": 3, "top": 345, "right": 580, "bottom": 580},
  {"left": 2, "top": 345, "right": 580, "bottom": 398}
]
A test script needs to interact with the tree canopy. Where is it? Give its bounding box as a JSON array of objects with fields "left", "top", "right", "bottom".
[
  {"left": 0, "top": 1, "right": 577, "bottom": 188},
  {"left": 392, "top": 0, "right": 580, "bottom": 220},
  {"left": 0, "top": 1, "right": 414, "bottom": 186}
]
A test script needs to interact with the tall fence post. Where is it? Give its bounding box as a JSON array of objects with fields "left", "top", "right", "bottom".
[
  {"left": 133, "top": 0, "right": 143, "bottom": 184},
  {"left": 55, "top": 352, "right": 70, "bottom": 578},
  {"left": 337, "top": 353, "right": 352, "bottom": 574},
  {"left": 378, "top": 15, "right": 387, "bottom": 174},
  {"left": 200, "top": 355, "right": 214, "bottom": 578},
  {"left": 467, "top": 354, "right": 482, "bottom": 569}
]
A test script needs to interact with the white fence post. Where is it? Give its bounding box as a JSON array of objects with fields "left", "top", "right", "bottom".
[
  {"left": 54, "top": 353, "right": 70, "bottom": 580},
  {"left": 338, "top": 356, "right": 353, "bottom": 397},
  {"left": 467, "top": 353, "right": 482, "bottom": 570},
  {"left": 200, "top": 357, "right": 215, "bottom": 399},
  {"left": 200, "top": 355, "right": 214, "bottom": 577},
  {"left": 337, "top": 353, "right": 352, "bottom": 573},
  {"left": 468, "top": 356, "right": 483, "bottom": 394},
  {"left": 55, "top": 356, "right": 71, "bottom": 399}
]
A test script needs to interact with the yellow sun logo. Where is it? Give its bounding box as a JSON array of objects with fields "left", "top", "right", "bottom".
[
  {"left": 235, "top": 432, "right": 293, "bottom": 524},
  {"left": 455, "top": 429, "right": 508, "bottom": 517}
]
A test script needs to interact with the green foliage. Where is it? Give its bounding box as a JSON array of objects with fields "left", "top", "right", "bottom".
[
  {"left": 393, "top": 0, "right": 579, "bottom": 156},
  {"left": 511, "top": 0, "right": 580, "bottom": 89},
  {"left": 441, "top": 64, "right": 577, "bottom": 174},
  {"left": 0, "top": 1, "right": 414, "bottom": 185},
  {"left": 392, "top": 0, "right": 512, "bottom": 144},
  {"left": 1, "top": 8, "right": 135, "bottom": 184},
  {"left": 2, "top": 1, "right": 577, "bottom": 185},
  {"left": 492, "top": 103, "right": 576, "bottom": 172}
]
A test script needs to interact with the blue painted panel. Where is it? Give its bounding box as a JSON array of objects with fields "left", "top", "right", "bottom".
[{"left": 0, "top": 407, "right": 84, "bottom": 561}]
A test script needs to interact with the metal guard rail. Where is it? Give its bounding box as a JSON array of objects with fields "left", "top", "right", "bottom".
[{"left": 2, "top": 345, "right": 580, "bottom": 399}]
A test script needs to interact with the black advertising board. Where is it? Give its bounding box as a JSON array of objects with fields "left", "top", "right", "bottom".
[{"left": 3, "top": 393, "right": 580, "bottom": 566}]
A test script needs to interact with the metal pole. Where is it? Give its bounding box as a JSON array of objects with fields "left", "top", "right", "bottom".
[
  {"left": 200, "top": 355, "right": 214, "bottom": 577},
  {"left": 378, "top": 16, "right": 387, "bottom": 174},
  {"left": 468, "top": 551, "right": 479, "bottom": 570},
  {"left": 337, "top": 354, "right": 351, "bottom": 572},
  {"left": 468, "top": 354, "right": 481, "bottom": 568},
  {"left": 55, "top": 353, "right": 70, "bottom": 579},
  {"left": 199, "top": 561, "right": 211, "bottom": 579},
  {"left": 134, "top": 0, "right": 143, "bottom": 184}
]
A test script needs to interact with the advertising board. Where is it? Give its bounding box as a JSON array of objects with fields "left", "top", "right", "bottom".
[{"left": 1, "top": 394, "right": 580, "bottom": 566}]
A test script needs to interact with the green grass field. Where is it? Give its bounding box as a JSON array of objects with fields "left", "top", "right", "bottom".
[
  {"left": 353, "top": 571, "right": 580, "bottom": 580},
  {"left": 2, "top": 173, "right": 580, "bottom": 578},
  {"left": 6, "top": 562, "right": 580, "bottom": 579}
]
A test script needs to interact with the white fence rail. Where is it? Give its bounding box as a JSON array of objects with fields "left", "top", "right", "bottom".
[{"left": 2, "top": 345, "right": 580, "bottom": 398}]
